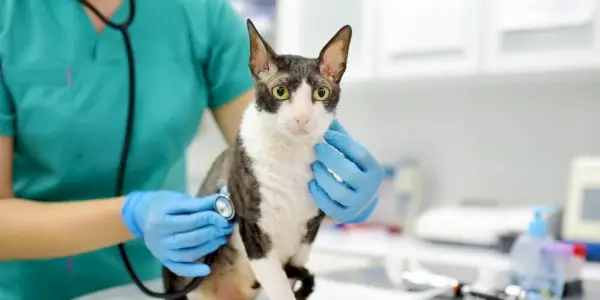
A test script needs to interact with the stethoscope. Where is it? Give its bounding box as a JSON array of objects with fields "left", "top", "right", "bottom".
[{"left": 78, "top": 0, "right": 235, "bottom": 298}]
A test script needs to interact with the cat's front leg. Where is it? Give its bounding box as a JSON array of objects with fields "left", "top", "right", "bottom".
[
  {"left": 238, "top": 218, "right": 296, "bottom": 300},
  {"left": 285, "top": 211, "right": 325, "bottom": 299},
  {"left": 291, "top": 211, "right": 325, "bottom": 267},
  {"left": 286, "top": 247, "right": 315, "bottom": 300}
]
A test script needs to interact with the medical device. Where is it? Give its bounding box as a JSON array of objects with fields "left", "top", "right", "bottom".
[
  {"left": 413, "top": 202, "right": 562, "bottom": 251},
  {"left": 562, "top": 156, "right": 600, "bottom": 260},
  {"left": 78, "top": 0, "right": 235, "bottom": 298},
  {"left": 368, "top": 161, "right": 424, "bottom": 234},
  {"left": 414, "top": 205, "right": 535, "bottom": 247},
  {"left": 214, "top": 186, "right": 235, "bottom": 221},
  {"left": 399, "top": 270, "right": 527, "bottom": 300}
]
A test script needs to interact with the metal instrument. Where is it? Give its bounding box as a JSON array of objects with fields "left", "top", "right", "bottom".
[
  {"left": 399, "top": 270, "right": 532, "bottom": 300},
  {"left": 214, "top": 186, "right": 235, "bottom": 221}
]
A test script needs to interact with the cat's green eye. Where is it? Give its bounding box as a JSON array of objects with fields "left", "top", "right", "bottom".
[
  {"left": 313, "top": 86, "right": 330, "bottom": 101},
  {"left": 271, "top": 86, "right": 290, "bottom": 100}
]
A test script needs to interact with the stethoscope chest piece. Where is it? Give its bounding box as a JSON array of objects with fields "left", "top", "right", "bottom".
[{"left": 215, "top": 194, "right": 235, "bottom": 221}]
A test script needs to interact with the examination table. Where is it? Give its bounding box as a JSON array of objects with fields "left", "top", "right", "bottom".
[{"left": 76, "top": 229, "right": 600, "bottom": 300}]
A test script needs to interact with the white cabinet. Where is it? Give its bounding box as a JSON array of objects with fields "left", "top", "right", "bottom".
[
  {"left": 374, "top": 0, "right": 481, "bottom": 79},
  {"left": 276, "top": 0, "right": 375, "bottom": 81},
  {"left": 273, "top": 0, "right": 600, "bottom": 81},
  {"left": 482, "top": 0, "right": 600, "bottom": 73}
]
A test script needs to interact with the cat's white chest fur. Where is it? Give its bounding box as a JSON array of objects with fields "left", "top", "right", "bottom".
[
  {"left": 255, "top": 145, "right": 319, "bottom": 262},
  {"left": 239, "top": 107, "right": 321, "bottom": 263}
]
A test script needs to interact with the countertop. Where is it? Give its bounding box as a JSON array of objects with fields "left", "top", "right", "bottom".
[
  {"left": 77, "top": 229, "right": 600, "bottom": 299},
  {"left": 77, "top": 250, "right": 444, "bottom": 300},
  {"left": 311, "top": 228, "right": 600, "bottom": 281}
]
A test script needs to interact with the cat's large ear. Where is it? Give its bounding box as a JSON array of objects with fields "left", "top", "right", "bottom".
[
  {"left": 318, "top": 25, "right": 352, "bottom": 83},
  {"left": 247, "top": 19, "right": 278, "bottom": 79}
]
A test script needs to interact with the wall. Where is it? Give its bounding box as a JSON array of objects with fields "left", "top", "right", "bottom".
[
  {"left": 335, "top": 72, "right": 600, "bottom": 208},
  {"left": 186, "top": 71, "right": 600, "bottom": 211}
]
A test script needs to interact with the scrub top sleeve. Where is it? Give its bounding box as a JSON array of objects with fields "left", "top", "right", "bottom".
[
  {"left": 0, "top": 64, "right": 14, "bottom": 136},
  {"left": 205, "top": 0, "right": 254, "bottom": 110}
]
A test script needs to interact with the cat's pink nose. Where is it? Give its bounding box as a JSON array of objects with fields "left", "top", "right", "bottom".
[{"left": 294, "top": 115, "right": 310, "bottom": 126}]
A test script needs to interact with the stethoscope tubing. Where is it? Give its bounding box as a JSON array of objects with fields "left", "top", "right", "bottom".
[{"left": 77, "top": 0, "right": 204, "bottom": 298}]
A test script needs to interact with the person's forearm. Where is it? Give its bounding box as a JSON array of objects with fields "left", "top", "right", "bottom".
[
  {"left": 0, "top": 197, "right": 135, "bottom": 260},
  {"left": 212, "top": 88, "right": 254, "bottom": 146}
]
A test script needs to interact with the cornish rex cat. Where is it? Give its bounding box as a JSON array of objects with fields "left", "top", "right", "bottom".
[{"left": 163, "top": 19, "right": 353, "bottom": 300}]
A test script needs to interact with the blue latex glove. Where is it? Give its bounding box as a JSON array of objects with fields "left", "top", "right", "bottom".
[
  {"left": 121, "top": 191, "right": 233, "bottom": 277},
  {"left": 309, "top": 120, "right": 384, "bottom": 223}
]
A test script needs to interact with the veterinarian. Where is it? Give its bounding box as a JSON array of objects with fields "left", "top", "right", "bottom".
[{"left": 0, "top": 0, "right": 384, "bottom": 299}]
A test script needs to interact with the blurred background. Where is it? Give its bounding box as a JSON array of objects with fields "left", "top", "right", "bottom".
[
  {"left": 190, "top": 0, "right": 600, "bottom": 225},
  {"left": 180, "top": 0, "right": 600, "bottom": 298}
]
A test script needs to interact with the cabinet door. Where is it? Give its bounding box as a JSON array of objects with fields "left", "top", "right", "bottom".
[
  {"left": 276, "top": 0, "right": 375, "bottom": 82},
  {"left": 374, "top": 0, "right": 481, "bottom": 79},
  {"left": 482, "top": 0, "right": 600, "bottom": 73}
]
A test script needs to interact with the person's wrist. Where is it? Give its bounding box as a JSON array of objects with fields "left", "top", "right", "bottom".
[{"left": 121, "top": 191, "right": 146, "bottom": 239}]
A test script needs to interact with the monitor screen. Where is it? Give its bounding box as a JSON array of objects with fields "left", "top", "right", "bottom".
[{"left": 581, "top": 187, "right": 600, "bottom": 221}]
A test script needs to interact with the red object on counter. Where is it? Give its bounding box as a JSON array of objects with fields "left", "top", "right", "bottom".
[
  {"left": 338, "top": 222, "right": 402, "bottom": 234},
  {"left": 573, "top": 243, "right": 587, "bottom": 258}
]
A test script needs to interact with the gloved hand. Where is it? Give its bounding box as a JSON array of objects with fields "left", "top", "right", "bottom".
[
  {"left": 121, "top": 191, "right": 233, "bottom": 277},
  {"left": 309, "top": 120, "right": 384, "bottom": 223}
]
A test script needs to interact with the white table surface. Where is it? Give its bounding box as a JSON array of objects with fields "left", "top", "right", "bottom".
[
  {"left": 77, "top": 228, "right": 600, "bottom": 299},
  {"left": 76, "top": 250, "right": 379, "bottom": 299},
  {"left": 312, "top": 228, "right": 600, "bottom": 281},
  {"left": 76, "top": 247, "right": 448, "bottom": 300},
  {"left": 76, "top": 277, "right": 448, "bottom": 300}
]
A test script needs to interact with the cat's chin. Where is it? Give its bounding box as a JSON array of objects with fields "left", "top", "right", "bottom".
[{"left": 280, "top": 129, "right": 324, "bottom": 144}]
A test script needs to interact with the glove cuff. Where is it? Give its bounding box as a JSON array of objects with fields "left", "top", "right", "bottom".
[
  {"left": 346, "top": 194, "right": 379, "bottom": 224},
  {"left": 121, "top": 191, "right": 145, "bottom": 238}
]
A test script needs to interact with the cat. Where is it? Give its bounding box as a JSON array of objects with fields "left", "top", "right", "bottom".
[{"left": 162, "top": 19, "right": 352, "bottom": 300}]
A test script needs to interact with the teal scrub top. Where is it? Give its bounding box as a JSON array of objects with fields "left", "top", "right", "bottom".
[{"left": 0, "top": 0, "right": 254, "bottom": 299}]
